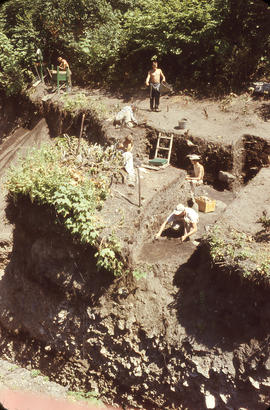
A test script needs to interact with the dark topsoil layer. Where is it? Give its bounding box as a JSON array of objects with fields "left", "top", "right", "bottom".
[{"left": 0, "top": 85, "right": 270, "bottom": 409}]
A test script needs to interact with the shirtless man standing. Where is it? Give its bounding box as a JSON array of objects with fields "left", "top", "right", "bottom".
[{"left": 145, "top": 61, "right": 166, "bottom": 112}]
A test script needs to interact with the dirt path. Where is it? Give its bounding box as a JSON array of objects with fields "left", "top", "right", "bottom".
[{"left": 0, "top": 358, "right": 67, "bottom": 401}]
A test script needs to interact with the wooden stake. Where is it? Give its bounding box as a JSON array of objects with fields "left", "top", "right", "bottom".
[
  {"left": 76, "top": 113, "right": 86, "bottom": 156},
  {"left": 137, "top": 167, "right": 141, "bottom": 208},
  {"left": 47, "top": 67, "right": 52, "bottom": 78},
  {"left": 33, "top": 64, "right": 41, "bottom": 80}
]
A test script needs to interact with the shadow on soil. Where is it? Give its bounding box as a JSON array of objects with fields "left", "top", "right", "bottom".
[
  {"left": 5, "top": 196, "right": 115, "bottom": 306},
  {"left": 255, "top": 102, "right": 270, "bottom": 121},
  {"left": 170, "top": 248, "right": 270, "bottom": 350}
]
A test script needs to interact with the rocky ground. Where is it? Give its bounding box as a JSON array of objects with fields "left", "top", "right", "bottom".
[{"left": 0, "top": 84, "right": 269, "bottom": 409}]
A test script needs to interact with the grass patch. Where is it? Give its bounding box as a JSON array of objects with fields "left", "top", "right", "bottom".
[
  {"left": 132, "top": 264, "right": 153, "bottom": 280},
  {"left": 30, "top": 369, "right": 41, "bottom": 378},
  {"left": 67, "top": 390, "right": 104, "bottom": 406},
  {"left": 60, "top": 92, "right": 116, "bottom": 119}
]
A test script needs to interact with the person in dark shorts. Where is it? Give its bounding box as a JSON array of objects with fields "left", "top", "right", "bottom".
[{"left": 145, "top": 61, "right": 166, "bottom": 112}]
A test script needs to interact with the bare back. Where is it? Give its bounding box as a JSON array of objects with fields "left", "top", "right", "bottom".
[{"left": 193, "top": 162, "right": 204, "bottom": 180}]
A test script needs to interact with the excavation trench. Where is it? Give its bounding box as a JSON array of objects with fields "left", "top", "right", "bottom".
[
  {"left": 145, "top": 127, "right": 269, "bottom": 189},
  {"left": 0, "top": 92, "right": 269, "bottom": 409}
]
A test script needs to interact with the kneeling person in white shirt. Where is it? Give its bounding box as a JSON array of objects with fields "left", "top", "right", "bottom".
[
  {"left": 114, "top": 105, "right": 138, "bottom": 128},
  {"left": 156, "top": 204, "right": 199, "bottom": 242}
]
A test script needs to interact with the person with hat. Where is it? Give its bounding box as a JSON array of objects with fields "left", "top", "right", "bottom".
[
  {"left": 155, "top": 203, "right": 199, "bottom": 241},
  {"left": 186, "top": 154, "right": 204, "bottom": 186}
]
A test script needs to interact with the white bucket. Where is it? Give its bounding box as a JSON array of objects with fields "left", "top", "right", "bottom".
[{"left": 178, "top": 118, "right": 187, "bottom": 129}]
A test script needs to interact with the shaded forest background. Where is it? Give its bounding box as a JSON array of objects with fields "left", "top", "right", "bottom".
[{"left": 0, "top": 0, "right": 269, "bottom": 97}]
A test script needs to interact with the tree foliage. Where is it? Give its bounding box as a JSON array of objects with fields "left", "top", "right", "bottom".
[{"left": 0, "top": 0, "right": 269, "bottom": 95}]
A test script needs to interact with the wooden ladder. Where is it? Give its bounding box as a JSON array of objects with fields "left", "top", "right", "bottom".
[{"left": 154, "top": 133, "right": 174, "bottom": 164}]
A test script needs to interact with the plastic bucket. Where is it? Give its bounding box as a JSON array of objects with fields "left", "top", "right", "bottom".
[{"left": 178, "top": 118, "right": 187, "bottom": 129}]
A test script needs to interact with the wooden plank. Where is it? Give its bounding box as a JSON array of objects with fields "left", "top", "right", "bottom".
[
  {"left": 154, "top": 132, "right": 161, "bottom": 159},
  {"left": 167, "top": 134, "right": 174, "bottom": 164},
  {"left": 47, "top": 68, "right": 52, "bottom": 78}
]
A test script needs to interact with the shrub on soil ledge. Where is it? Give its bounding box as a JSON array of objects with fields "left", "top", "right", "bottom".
[
  {"left": 206, "top": 224, "right": 270, "bottom": 286},
  {"left": 59, "top": 92, "right": 116, "bottom": 120},
  {"left": 5, "top": 136, "right": 126, "bottom": 276}
]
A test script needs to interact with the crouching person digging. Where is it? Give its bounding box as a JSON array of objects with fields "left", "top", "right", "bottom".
[{"left": 155, "top": 204, "right": 199, "bottom": 242}]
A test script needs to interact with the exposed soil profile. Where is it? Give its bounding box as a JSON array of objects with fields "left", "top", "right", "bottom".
[{"left": 0, "top": 85, "right": 269, "bottom": 409}]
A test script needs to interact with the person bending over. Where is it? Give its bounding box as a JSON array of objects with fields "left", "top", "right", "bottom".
[
  {"left": 57, "top": 56, "right": 72, "bottom": 88},
  {"left": 58, "top": 57, "right": 69, "bottom": 70},
  {"left": 114, "top": 105, "right": 138, "bottom": 128},
  {"left": 156, "top": 203, "right": 198, "bottom": 242}
]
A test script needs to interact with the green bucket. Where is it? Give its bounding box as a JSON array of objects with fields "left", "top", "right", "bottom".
[{"left": 149, "top": 158, "right": 168, "bottom": 167}]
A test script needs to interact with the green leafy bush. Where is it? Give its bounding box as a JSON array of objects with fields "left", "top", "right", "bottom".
[
  {"left": 60, "top": 93, "right": 111, "bottom": 119},
  {"left": 6, "top": 137, "right": 125, "bottom": 276},
  {"left": 207, "top": 224, "right": 270, "bottom": 283}
]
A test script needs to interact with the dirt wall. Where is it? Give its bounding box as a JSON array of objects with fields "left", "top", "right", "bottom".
[
  {"left": 2, "top": 194, "right": 270, "bottom": 410},
  {"left": 144, "top": 128, "right": 246, "bottom": 189},
  {"left": 42, "top": 100, "right": 108, "bottom": 145},
  {"left": 242, "top": 134, "right": 270, "bottom": 183}
]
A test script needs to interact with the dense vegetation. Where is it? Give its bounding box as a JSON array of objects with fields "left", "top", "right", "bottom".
[
  {"left": 0, "top": 0, "right": 269, "bottom": 96},
  {"left": 6, "top": 136, "right": 126, "bottom": 276},
  {"left": 207, "top": 223, "right": 270, "bottom": 286}
]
